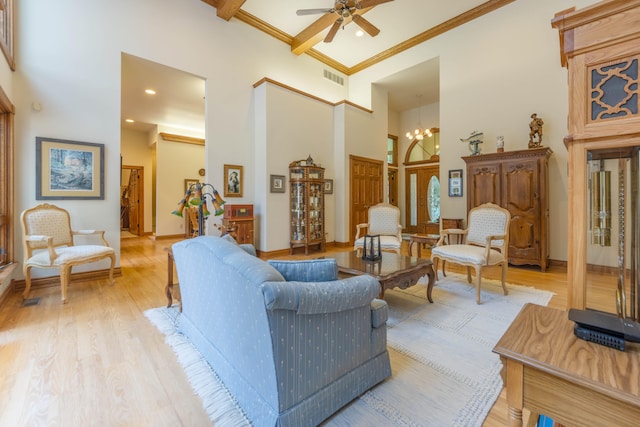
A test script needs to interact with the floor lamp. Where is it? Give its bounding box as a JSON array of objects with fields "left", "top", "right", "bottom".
[{"left": 172, "top": 183, "right": 226, "bottom": 236}]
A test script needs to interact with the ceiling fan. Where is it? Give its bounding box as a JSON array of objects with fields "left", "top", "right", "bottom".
[{"left": 296, "top": 0, "right": 394, "bottom": 43}]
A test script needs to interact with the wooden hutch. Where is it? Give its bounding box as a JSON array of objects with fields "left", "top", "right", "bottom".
[
  {"left": 222, "top": 204, "right": 254, "bottom": 245},
  {"left": 552, "top": 0, "right": 640, "bottom": 316},
  {"left": 289, "top": 158, "right": 325, "bottom": 254},
  {"left": 463, "top": 147, "right": 552, "bottom": 271}
]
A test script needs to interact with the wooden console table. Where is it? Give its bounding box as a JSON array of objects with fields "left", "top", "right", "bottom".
[
  {"left": 493, "top": 303, "right": 640, "bottom": 427},
  {"left": 165, "top": 248, "right": 181, "bottom": 311}
]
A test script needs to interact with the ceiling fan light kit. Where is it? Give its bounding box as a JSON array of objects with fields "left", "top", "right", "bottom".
[{"left": 296, "top": 0, "right": 394, "bottom": 43}]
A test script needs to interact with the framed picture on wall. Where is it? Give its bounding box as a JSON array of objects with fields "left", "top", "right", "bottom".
[
  {"left": 270, "top": 175, "right": 285, "bottom": 193},
  {"left": 324, "top": 179, "right": 334, "bottom": 194},
  {"left": 184, "top": 179, "right": 199, "bottom": 193},
  {"left": 449, "top": 169, "right": 463, "bottom": 197},
  {"left": 36, "top": 137, "right": 104, "bottom": 200},
  {"left": 224, "top": 164, "right": 243, "bottom": 197}
]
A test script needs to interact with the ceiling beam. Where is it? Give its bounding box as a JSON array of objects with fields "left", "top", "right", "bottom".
[{"left": 201, "top": 0, "right": 246, "bottom": 21}]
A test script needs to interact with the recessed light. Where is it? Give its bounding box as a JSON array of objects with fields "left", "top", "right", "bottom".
[
  {"left": 125, "top": 119, "right": 135, "bottom": 123},
  {"left": 356, "top": 30, "right": 364, "bottom": 37},
  {"left": 145, "top": 89, "right": 156, "bottom": 95}
]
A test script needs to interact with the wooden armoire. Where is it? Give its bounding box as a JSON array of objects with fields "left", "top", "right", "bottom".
[{"left": 463, "top": 147, "right": 552, "bottom": 271}]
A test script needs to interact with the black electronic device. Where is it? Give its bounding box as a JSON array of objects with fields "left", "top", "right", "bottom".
[{"left": 568, "top": 308, "right": 640, "bottom": 351}]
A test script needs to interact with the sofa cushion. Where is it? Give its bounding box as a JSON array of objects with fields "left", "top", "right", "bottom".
[{"left": 267, "top": 259, "right": 338, "bottom": 282}]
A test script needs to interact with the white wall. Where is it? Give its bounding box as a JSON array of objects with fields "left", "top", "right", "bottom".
[
  {"left": 255, "top": 82, "right": 335, "bottom": 251},
  {"left": 350, "top": 0, "right": 595, "bottom": 262},
  {"left": 155, "top": 134, "right": 204, "bottom": 236}
]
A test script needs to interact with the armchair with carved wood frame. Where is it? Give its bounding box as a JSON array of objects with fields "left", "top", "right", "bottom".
[
  {"left": 21, "top": 203, "right": 116, "bottom": 303},
  {"left": 430, "top": 203, "right": 510, "bottom": 304},
  {"left": 354, "top": 203, "right": 402, "bottom": 255}
]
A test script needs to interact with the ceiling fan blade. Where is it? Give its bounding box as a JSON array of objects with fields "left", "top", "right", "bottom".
[
  {"left": 324, "top": 19, "right": 342, "bottom": 43},
  {"left": 357, "top": 0, "right": 394, "bottom": 9},
  {"left": 296, "top": 8, "right": 334, "bottom": 16},
  {"left": 352, "top": 14, "right": 380, "bottom": 37}
]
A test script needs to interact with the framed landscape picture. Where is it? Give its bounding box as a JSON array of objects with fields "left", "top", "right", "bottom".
[{"left": 36, "top": 137, "right": 104, "bottom": 200}]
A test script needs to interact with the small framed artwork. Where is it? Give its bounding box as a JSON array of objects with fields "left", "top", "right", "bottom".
[
  {"left": 324, "top": 179, "right": 334, "bottom": 194},
  {"left": 36, "top": 137, "right": 104, "bottom": 200},
  {"left": 270, "top": 175, "right": 285, "bottom": 193},
  {"left": 224, "top": 164, "right": 243, "bottom": 197},
  {"left": 449, "top": 169, "right": 463, "bottom": 197},
  {"left": 184, "top": 179, "right": 199, "bottom": 193}
]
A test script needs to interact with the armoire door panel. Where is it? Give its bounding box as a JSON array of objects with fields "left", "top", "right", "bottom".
[
  {"left": 504, "top": 165, "right": 538, "bottom": 213},
  {"left": 509, "top": 216, "right": 539, "bottom": 259},
  {"left": 469, "top": 168, "right": 500, "bottom": 209}
]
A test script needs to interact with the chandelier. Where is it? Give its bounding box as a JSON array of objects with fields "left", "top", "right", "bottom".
[{"left": 405, "top": 94, "right": 432, "bottom": 141}]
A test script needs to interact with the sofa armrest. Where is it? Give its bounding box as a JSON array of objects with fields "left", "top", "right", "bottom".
[
  {"left": 262, "top": 275, "right": 381, "bottom": 315},
  {"left": 370, "top": 298, "right": 388, "bottom": 328},
  {"left": 267, "top": 259, "right": 338, "bottom": 282}
]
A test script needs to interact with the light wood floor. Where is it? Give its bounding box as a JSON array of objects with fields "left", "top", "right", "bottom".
[{"left": 0, "top": 236, "right": 596, "bottom": 426}]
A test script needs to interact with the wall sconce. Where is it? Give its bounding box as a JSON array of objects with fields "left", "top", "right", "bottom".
[
  {"left": 362, "top": 234, "right": 382, "bottom": 261},
  {"left": 172, "top": 182, "right": 226, "bottom": 236},
  {"left": 590, "top": 170, "right": 611, "bottom": 246}
]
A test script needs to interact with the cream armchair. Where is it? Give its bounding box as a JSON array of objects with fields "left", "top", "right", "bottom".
[
  {"left": 21, "top": 203, "right": 115, "bottom": 303},
  {"left": 354, "top": 203, "right": 402, "bottom": 255},
  {"left": 430, "top": 203, "right": 510, "bottom": 304}
]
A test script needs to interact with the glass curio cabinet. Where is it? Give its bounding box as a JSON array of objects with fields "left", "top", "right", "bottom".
[
  {"left": 554, "top": 3, "right": 640, "bottom": 320},
  {"left": 289, "top": 157, "right": 326, "bottom": 255}
]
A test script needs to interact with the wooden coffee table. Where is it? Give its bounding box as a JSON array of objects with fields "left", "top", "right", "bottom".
[{"left": 332, "top": 251, "right": 436, "bottom": 302}]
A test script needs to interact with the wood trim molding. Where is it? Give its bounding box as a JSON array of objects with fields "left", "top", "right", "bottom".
[
  {"left": 159, "top": 133, "right": 205, "bottom": 146},
  {"left": 12, "top": 267, "right": 123, "bottom": 292},
  {"left": 225, "top": 0, "right": 514, "bottom": 75},
  {"left": 253, "top": 77, "right": 373, "bottom": 113},
  {"left": 350, "top": 0, "right": 516, "bottom": 74}
]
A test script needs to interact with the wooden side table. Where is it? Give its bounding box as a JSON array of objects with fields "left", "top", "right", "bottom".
[
  {"left": 408, "top": 234, "right": 440, "bottom": 257},
  {"left": 493, "top": 303, "right": 640, "bottom": 427}
]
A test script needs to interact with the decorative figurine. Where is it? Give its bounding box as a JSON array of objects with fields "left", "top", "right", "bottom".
[
  {"left": 461, "top": 131, "right": 484, "bottom": 156},
  {"left": 496, "top": 136, "right": 505, "bottom": 152},
  {"left": 528, "top": 113, "right": 544, "bottom": 148}
]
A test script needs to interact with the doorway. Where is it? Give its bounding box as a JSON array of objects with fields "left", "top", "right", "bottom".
[{"left": 121, "top": 165, "right": 144, "bottom": 236}]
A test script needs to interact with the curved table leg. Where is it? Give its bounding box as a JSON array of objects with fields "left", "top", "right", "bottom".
[{"left": 425, "top": 263, "right": 436, "bottom": 303}]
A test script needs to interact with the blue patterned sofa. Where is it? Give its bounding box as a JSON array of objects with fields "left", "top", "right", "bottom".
[{"left": 171, "top": 236, "right": 391, "bottom": 426}]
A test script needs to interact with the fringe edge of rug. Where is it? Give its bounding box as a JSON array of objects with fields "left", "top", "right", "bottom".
[{"left": 144, "top": 307, "right": 251, "bottom": 427}]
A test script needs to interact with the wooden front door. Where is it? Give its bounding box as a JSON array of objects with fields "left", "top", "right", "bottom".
[
  {"left": 350, "top": 155, "right": 384, "bottom": 243},
  {"left": 405, "top": 165, "right": 440, "bottom": 234}
]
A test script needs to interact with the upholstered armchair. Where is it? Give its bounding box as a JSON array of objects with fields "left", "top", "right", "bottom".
[
  {"left": 430, "top": 203, "right": 511, "bottom": 304},
  {"left": 354, "top": 203, "right": 402, "bottom": 254},
  {"left": 21, "top": 203, "right": 115, "bottom": 303}
]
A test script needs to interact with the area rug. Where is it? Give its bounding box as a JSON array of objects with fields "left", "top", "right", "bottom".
[{"left": 145, "top": 273, "right": 554, "bottom": 426}]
